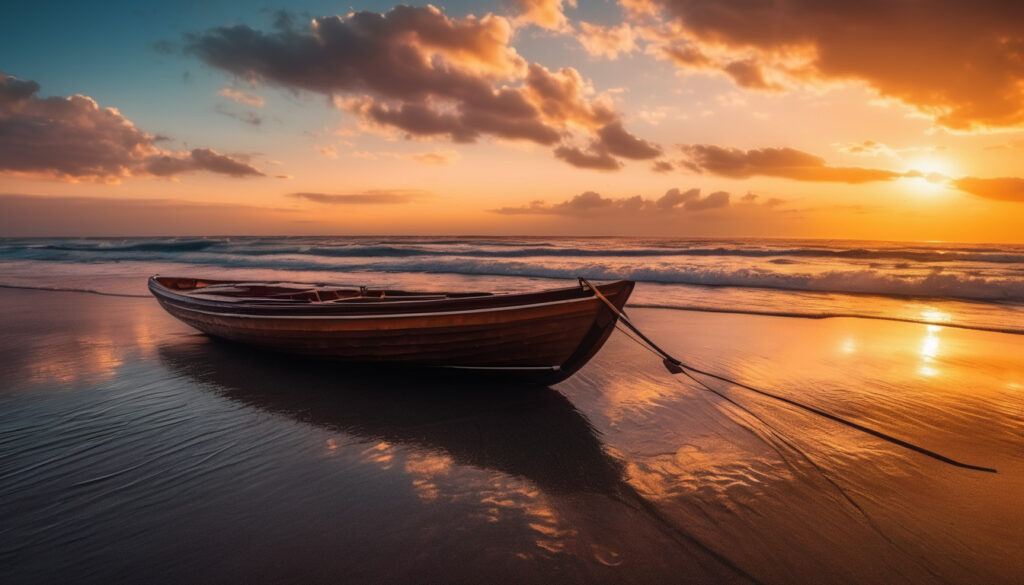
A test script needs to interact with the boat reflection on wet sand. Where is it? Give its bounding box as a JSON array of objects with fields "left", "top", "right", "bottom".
[{"left": 158, "top": 337, "right": 758, "bottom": 584}]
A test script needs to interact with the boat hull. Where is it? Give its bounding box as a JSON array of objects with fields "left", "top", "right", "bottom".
[{"left": 149, "top": 277, "right": 634, "bottom": 384}]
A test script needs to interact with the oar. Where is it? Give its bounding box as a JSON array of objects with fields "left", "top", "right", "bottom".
[{"left": 579, "top": 278, "right": 996, "bottom": 473}]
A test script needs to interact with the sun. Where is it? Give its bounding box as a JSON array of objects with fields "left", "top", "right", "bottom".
[{"left": 903, "top": 157, "right": 957, "bottom": 195}]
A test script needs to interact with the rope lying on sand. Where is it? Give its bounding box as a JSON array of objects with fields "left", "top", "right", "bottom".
[{"left": 579, "top": 278, "right": 997, "bottom": 474}]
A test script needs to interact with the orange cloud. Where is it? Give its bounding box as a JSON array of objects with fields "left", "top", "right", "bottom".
[
  {"left": 721, "top": 58, "right": 781, "bottom": 91},
  {"left": 217, "top": 87, "right": 265, "bottom": 107},
  {"left": 597, "top": 121, "right": 661, "bottom": 159},
  {"left": 952, "top": 177, "right": 1024, "bottom": 202},
  {"left": 651, "top": 160, "right": 674, "bottom": 172},
  {"left": 288, "top": 190, "right": 431, "bottom": 204},
  {"left": 145, "top": 149, "right": 263, "bottom": 177},
  {"left": 347, "top": 149, "right": 460, "bottom": 166},
  {"left": 641, "top": 0, "right": 1024, "bottom": 130},
  {"left": 409, "top": 150, "right": 460, "bottom": 166},
  {"left": 657, "top": 41, "right": 784, "bottom": 92},
  {"left": 660, "top": 42, "right": 713, "bottom": 68},
  {"left": 678, "top": 144, "right": 905, "bottom": 183},
  {"left": 577, "top": 22, "right": 638, "bottom": 59},
  {"left": 511, "top": 0, "right": 576, "bottom": 31},
  {"left": 0, "top": 73, "right": 262, "bottom": 182},
  {"left": 186, "top": 6, "right": 657, "bottom": 171},
  {"left": 553, "top": 146, "right": 622, "bottom": 170},
  {"left": 836, "top": 140, "right": 895, "bottom": 157},
  {"left": 492, "top": 187, "right": 731, "bottom": 215},
  {"left": 522, "top": 64, "right": 616, "bottom": 130},
  {"left": 619, "top": 0, "right": 659, "bottom": 17}
]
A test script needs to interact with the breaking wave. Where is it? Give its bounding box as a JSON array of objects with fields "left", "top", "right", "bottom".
[
  {"left": 1, "top": 237, "right": 1023, "bottom": 303},
  {"left": 36, "top": 239, "right": 224, "bottom": 253},
  {"left": 3, "top": 237, "right": 1023, "bottom": 264},
  {"left": 351, "top": 260, "right": 1024, "bottom": 302}
]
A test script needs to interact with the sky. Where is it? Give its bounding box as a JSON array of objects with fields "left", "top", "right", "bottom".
[{"left": 2, "top": 0, "right": 1024, "bottom": 241}]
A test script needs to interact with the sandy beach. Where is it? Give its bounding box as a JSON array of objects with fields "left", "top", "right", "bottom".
[{"left": 1, "top": 287, "right": 1021, "bottom": 584}]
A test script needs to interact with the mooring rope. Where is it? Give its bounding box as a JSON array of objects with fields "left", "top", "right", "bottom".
[{"left": 580, "top": 278, "right": 997, "bottom": 474}]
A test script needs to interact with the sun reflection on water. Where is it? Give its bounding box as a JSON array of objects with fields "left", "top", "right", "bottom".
[
  {"left": 918, "top": 324, "right": 942, "bottom": 377},
  {"left": 841, "top": 337, "right": 857, "bottom": 354},
  {"left": 920, "top": 309, "right": 952, "bottom": 324}
]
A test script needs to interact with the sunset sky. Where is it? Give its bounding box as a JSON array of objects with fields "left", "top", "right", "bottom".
[{"left": 2, "top": 0, "right": 1024, "bottom": 240}]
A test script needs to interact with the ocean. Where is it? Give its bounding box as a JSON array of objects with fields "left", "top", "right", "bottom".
[{"left": 2, "top": 236, "right": 1023, "bottom": 333}]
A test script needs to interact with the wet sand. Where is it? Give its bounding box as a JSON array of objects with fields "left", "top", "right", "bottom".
[{"left": 1, "top": 288, "right": 1021, "bottom": 584}]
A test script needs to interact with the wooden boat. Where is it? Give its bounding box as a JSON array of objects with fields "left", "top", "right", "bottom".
[{"left": 148, "top": 276, "right": 634, "bottom": 384}]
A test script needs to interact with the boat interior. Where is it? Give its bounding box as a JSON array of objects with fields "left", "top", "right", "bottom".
[{"left": 152, "top": 276, "right": 494, "bottom": 304}]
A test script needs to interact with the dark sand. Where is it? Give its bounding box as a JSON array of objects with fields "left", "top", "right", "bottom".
[{"left": 1, "top": 288, "right": 1021, "bottom": 584}]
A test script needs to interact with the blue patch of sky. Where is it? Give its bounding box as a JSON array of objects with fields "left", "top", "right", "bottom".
[{"left": 2, "top": 0, "right": 634, "bottom": 154}]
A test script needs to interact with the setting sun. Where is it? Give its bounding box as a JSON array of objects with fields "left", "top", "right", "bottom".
[{"left": 901, "top": 156, "right": 958, "bottom": 195}]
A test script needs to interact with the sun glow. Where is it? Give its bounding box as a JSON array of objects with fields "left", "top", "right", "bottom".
[{"left": 904, "top": 157, "right": 957, "bottom": 195}]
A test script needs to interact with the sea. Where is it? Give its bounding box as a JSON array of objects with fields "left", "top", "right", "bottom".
[{"left": 1, "top": 236, "right": 1022, "bottom": 333}]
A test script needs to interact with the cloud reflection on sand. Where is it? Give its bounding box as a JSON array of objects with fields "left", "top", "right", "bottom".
[{"left": 3, "top": 294, "right": 174, "bottom": 391}]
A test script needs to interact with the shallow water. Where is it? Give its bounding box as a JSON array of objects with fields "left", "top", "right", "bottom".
[{"left": 1, "top": 288, "right": 1021, "bottom": 584}]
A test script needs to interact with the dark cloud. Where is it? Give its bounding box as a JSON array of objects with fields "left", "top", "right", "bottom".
[
  {"left": 683, "top": 189, "right": 728, "bottom": 210},
  {"left": 549, "top": 119, "right": 660, "bottom": 170},
  {"left": 146, "top": 149, "right": 263, "bottom": 177},
  {"left": 596, "top": 121, "right": 661, "bottom": 159},
  {"left": 522, "top": 64, "right": 616, "bottom": 129},
  {"left": 662, "top": 43, "right": 713, "bottom": 67},
  {"left": 1, "top": 74, "right": 153, "bottom": 180},
  {"left": 554, "top": 146, "right": 622, "bottom": 170},
  {"left": 493, "top": 187, "right": 731, "bottom": 215},
  {"left": 494, "top": 191, "right": 633, "bottom": 215},
  {"left": 0, "top": 75, "right": 40, "bottom": 107},
  {"left": 0, "top": 72, "right": 263, "bottom": 182},
  {"left": 679, "top": 144, "right": 905, "bottom": 183},
  {"left": 952, "top": 177, "right": 1024, "bottom": 202},
  {"left": 655, "top": 187, "right": 730, "bottom": 211},
  {"left": 186, "top": 5, "right": 658, "bottom": 170},
  {"left": 186, "top": 6, "right": 525, "bottom": 103},
  {"left": 288, "top": 190, "right": 429, "bottom": 204},
  {"left": 359, "top": 101, "right": 480, "bottom": 143},
  {"left": 738, "top": 192, "right": 784, "bottom": 208},
  {"left": 645, "top": 0, "right": 1024, "bottom": 129},
  {"left": 722, "top": 58, "right": 780, "bottom": 91},
  {"left": 652, "top": 160, "right": 675, "bottom": 172}
]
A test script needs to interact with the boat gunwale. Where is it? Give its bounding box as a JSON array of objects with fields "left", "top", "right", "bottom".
[
  {"left": 155, "top": 294, "right": 602, "bottom": 320},
  {"left": 148, "top": 276, "right": 631, "bottom": 318}
]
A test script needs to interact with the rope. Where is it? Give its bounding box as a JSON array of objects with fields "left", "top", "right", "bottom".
[{"left": 580, "top": 278, "right": 997, "bottom": 474}]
